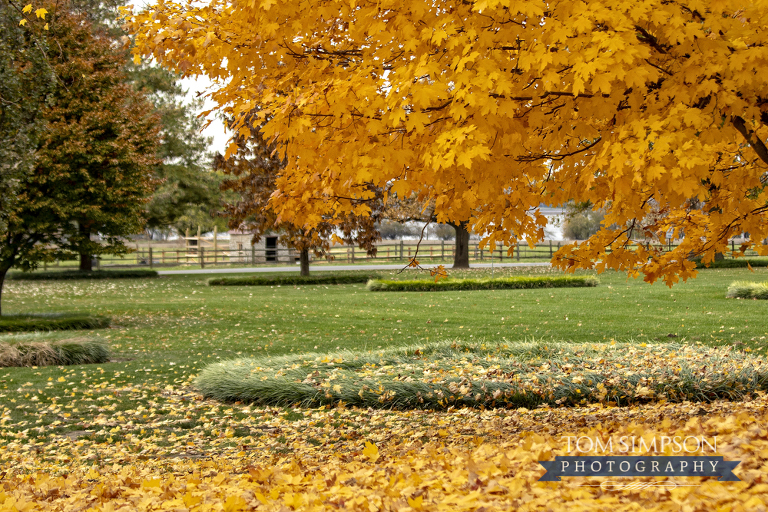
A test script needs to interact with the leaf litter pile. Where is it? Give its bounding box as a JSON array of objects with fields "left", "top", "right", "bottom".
[
  {"left": 3, "top": 342, "right": 768, "bottom": 510},
  {"left": 196, "top": 341, "right": 768, "bottom": 409},
  {"left": 4, "top": 391, "right": 768, "bottom": 510}
]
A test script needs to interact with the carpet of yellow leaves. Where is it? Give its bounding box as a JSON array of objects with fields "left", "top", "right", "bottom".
[{"left": 3, "top": 390, "right": 768, "bottom": 510}]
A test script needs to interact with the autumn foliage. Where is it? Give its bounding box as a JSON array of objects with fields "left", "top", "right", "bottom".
[
  {"left": 124, "top": 0, "right": 768, "bottom": 285},
  {"left": 216, "top": 114, "right": 383, "bottom": 276}
]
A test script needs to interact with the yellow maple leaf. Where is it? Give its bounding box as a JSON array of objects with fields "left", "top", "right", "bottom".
[
  {"left": 22, "top": 4, "right": 32, "bottom": 13},
  {"left": 407, "top": 495, "right": 424, "bottom": 510},
  {"left": 34, "top": 7, "right": 47, "bottom": 19},
  {"left": 19, "top": 19, "right": 27, "bottom": 26},
  {"left": 362, "top": 441, "right": 379, "bottom": 462}
]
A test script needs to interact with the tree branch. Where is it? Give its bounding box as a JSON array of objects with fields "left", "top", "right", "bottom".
[{"left": 732, "top": 115, "right": 768, "bottom": 166}]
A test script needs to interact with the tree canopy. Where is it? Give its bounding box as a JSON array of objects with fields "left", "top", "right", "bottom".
[
  {"left": 217, "top": 114, "right": 382, "bottom": 276},
  {"left": 0, "top": 2, "right": 160, "bottom": 313},
  {"left": 126, "top": 0, "right": 768, "bottom": 285}
]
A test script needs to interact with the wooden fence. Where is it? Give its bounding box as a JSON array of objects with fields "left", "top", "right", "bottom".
[{"left": 42, "top": 239, "right": 760, "bottom": 270}]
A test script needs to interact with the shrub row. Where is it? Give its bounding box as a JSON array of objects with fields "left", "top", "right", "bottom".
[
  {"left": 0, "top": 338, "right": 110, "bottom": 367},
  {"left": 195, "top": 340, "right": 763, "bottom": 410},
  {"left": 0, "top": 314, "right": 111, "bottom": 333},
  {"left": 8, "top": 269, "right": 158, "bottom": 280},
  {"left": 726, "top": 281, "right": 768, "bottom": 299},
  {"left": 695, "top": 258, "right": 768, "bottom": 269},
  {"left": 208, "top": 274, "right": 379, "bottom": 286},
  {"left": 365, "top": 275, "right": 599, "bottom": 292}
]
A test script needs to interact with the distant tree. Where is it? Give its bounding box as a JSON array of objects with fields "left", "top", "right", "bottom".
[
  {"left": 384, "top": 196, "right": 470, "bottom": 268},
  {"left": 563, "top": 204, "right": 606, "bottom": 241},
  {"left": 55, "top": 0, "right": 222, "bottom": 239},
  {"left": 0, "top": 3, "right": 160, "bottom": 314},
  {"left": 217, "top": 115, "right": 382, "bottom": 276},
  {"left": 376, "top": 220, "right": 418, "bottom": 240},
  {"left": 429, "top": 224, "right": 456, "bottom": 241},
  {"left": 131, "top": 65, "right": 225, "bottom": 238}
]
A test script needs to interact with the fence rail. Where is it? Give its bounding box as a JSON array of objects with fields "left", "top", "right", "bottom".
[{"left": 40, "top": 239, "right": 761, "bottom": 270}]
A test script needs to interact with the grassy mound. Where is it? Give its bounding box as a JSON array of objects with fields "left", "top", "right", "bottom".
[
  {"left": 208, "top": 273, "right": 379, "bottom": 286},
  {"left": 8, "top": 269, "right": 158, "bottom": 280},
  {"left": 695, "top": 258, "right": 768, "bottom": 269},
  {"left": 726, "top": 281, "right": 768, "bottom": 299},
  {"left": 0, "top": 313, "right": 110, "bottom": 333},
  {"left": 366, "top": 275, "right": 599, "bottom": 292},
  {"left": 195, "top": 340, "right": 766, "bottom": 410},
  {"left": 0, "top": 337, "right": 109, "bottom": 367}
]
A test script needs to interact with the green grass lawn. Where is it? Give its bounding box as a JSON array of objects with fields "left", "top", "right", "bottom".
[{"left": 0, "top": 265, "right": 765, "bottom": 464}]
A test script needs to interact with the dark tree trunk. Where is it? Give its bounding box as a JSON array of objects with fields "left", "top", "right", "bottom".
[
  {"left": 450, "top": 221, "right": 470, "bottom": 268},
  {"left": 79, "top": 224, "right": 92, "bottom": 271},
  {"left": 300, "top": 248, "right": 310, "bottom": 276},
  {"left": 79, "top": 253, "right": 93, "bottom": 272},
  {"left": 0, "top": 267, "right": 7, "bottom": 316}
]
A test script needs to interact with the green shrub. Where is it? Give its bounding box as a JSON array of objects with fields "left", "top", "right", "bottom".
[
  {"left": 8, "top": 269, "right": 158, "bottom": 280},
  {"left": 0, "top": 338, "right": 109, "bottom": 367},
  {"left": 195, "top": 340, "right": 764, "bottom": 410},
  {"left": 726, "top": 281, "right": 768, "bottom": 300},
  {"left": 208, "top": 274, "right": 379, "bottom": 286},
  {"left": 366, "top": 275, "right": 599, "bottom": 292},
  {"left": 0, "top": 313, "right": 110, "bottom": 333},
  {"left": 695, "top": 258, "right": 768, "bottom": 269}
]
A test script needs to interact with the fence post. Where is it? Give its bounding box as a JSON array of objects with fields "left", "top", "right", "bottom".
[
  {"left": 516, "top": 245, "right": 520, "bottom": 261},
  {"left": 732, "top": 239, "right": 735, "bottom": 253},
  {"left": 200, "top": 247, "right": 205, "bottom": 268},
  {"left": 441, "top": 241, "right": 445, "bottom": 260},
  {"left": 351, "top": 246, "right": 355, "bottom": 263},
  {"left": 400, "top": 240, "right": 404, "bottom": 260},
  {"left": 149, "top": 247, "right": 153, "bottom": 269},
  {"left": 213, "top": 226, "right": 218, "bottom": 265}
]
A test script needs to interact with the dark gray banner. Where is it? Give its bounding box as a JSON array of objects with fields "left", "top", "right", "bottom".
[{"left": 538, "top": 456, "right": 740, "bottom": 481}]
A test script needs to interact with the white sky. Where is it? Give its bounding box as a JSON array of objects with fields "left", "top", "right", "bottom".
[{"left": 179, "top": 76, "right": 231, "bottom": 155}]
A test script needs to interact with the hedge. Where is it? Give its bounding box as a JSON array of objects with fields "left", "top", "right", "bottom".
[
  {"left": 8, "top": 269, "right": 158, "bottom": 280},
  {"left": 366, "top": 275, "right": 599, "bottom": 292},
  {"left": 0, "top": 313, "right": 111, "bottom": 333},
  {"left": 694, "top": 258, "right": 768, "bottom": 269},
  {"left": 208, "top": 274, "right": 379, "bottom": 286}
]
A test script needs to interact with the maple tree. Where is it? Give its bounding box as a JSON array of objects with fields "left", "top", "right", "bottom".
[
  {"left": 217, "top": 114, "right": 382, "bottom": 276},
  {"left": 125, "top": 0, "right": 768, "bottom": 286},
  {"left": 0, "top": 2, "right": 159, "bottom": 314}
]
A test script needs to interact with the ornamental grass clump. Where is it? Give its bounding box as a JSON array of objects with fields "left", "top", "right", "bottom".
[
  {"left": 0, "top": 338, "right": 109, "bottom": 367},
  {"left": 366, "top": 275, "right": 599, "bottom": 292},
  {"left": 196, "top": 340, "right": 767, "bottom": 410},
  {"left": 726, "top": 281, "right": 768, "bottom": 299}
]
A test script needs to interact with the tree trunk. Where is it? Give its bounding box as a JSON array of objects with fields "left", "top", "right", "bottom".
[
  {"left": 0, "top": 267, "right": 7, "bottom": 316},
  {"left": 79, "top": 224, "right": 92, "bottom": 271},
  {"left": 450, "top": 221, "right": 470, "bottom": 268},
  {"left": 79, "top": 253, "right": 93, "bottom": 272},
  {"left": 300, "top": 248, "right": 310, "bottom": 276}
]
